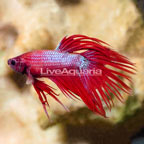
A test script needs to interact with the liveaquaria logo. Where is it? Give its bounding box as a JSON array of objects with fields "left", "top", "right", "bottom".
[{"left": 40, "top": 68, "right": 102, "bottom": 76}]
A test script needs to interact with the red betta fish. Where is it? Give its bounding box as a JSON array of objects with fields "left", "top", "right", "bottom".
[{"left": 8, "top": 34, "right": 135, "bottom": 118}]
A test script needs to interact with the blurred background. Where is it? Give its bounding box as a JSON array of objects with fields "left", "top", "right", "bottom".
[{"left": 0, "top": 0, "right": 144, "bottom": 144}]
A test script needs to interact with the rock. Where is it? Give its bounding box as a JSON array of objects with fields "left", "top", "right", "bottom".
[
  {"left": 0, "top": 0, "right": 143, "bottom": 144},
  {"left": 0, "top": 23, "right": 18, "bottom": 76},
  {"left": 0, "top": 77, "right": 66, "bottom": 144},
  {"left": 0, "top": 0, "right": 68, "bottom": 55},
  {"left": 0, "top": 0, "right": 140, "bottom": 54},
  {"left": 63, "top": 0, "right": 140, "bottom": 48},
  {"left": 122, "top": 23, "right": 144, "bottom": 57},
  {"left": 132, "top": 58, "right": 144, "bottom": 100}
]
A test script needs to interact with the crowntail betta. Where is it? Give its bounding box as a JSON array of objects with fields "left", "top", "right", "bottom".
[{"left": 8, "top": 34, "right": 135, "bottom": 118}]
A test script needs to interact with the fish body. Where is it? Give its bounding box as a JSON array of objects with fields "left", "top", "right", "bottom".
[
  {"left": 18, "top": 50, "right": 83, "bottom": 77},
  {"left": 8, "top": 34, "right": 135, "bottom": 118}
]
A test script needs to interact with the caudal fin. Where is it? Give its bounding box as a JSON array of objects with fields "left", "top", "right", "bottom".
[{"left": 54, "top": 34, "right": 135, "bottom": 117}]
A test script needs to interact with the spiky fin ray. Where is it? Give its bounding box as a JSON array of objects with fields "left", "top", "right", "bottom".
[
  {"left": 50, "top": 76, "right": 106, "bottom": 116},
  {"left": 32, "top": 79, "right": 69, "bottom": 117},
  {"left": 55, "top": 34, "right": 135, "bottom": 116}
]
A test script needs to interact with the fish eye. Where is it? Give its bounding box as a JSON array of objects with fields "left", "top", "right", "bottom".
[{"left": 11, "top": 60, "right": 16, "bottom": 66}]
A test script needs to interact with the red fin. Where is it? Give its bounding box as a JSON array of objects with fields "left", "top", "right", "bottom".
[
  {"left": 32, "top": 79, "right": 69, "bottom": 118},
  {"left": 56, "top": 34, "right": 110, "bottom": 52},
  {"left": 54, "top": 34, "right": 135, "bottom": 117},
  {"left": 50, "top": 76, "right": 106, "bottom": 117}
]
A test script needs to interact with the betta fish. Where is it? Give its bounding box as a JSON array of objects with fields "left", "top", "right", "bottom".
[{"left": 8, "top": 34, "right": 135, "bottom": 118}]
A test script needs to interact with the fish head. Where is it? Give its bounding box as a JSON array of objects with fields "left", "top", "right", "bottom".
[{"left": 8, "top": 56, "right": 26, "bottom": 74}]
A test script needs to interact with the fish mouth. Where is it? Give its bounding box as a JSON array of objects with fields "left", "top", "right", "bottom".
[
  {"left": 7, "top": 59, "right": 11, "bottom": 65},
  {"left": 8, "top": 58, "right": 16, "bottom": 66}
]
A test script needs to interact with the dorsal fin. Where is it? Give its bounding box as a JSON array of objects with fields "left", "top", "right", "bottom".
[{"left": 56, "top": 34, "right": 109, "bottom": 53}]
